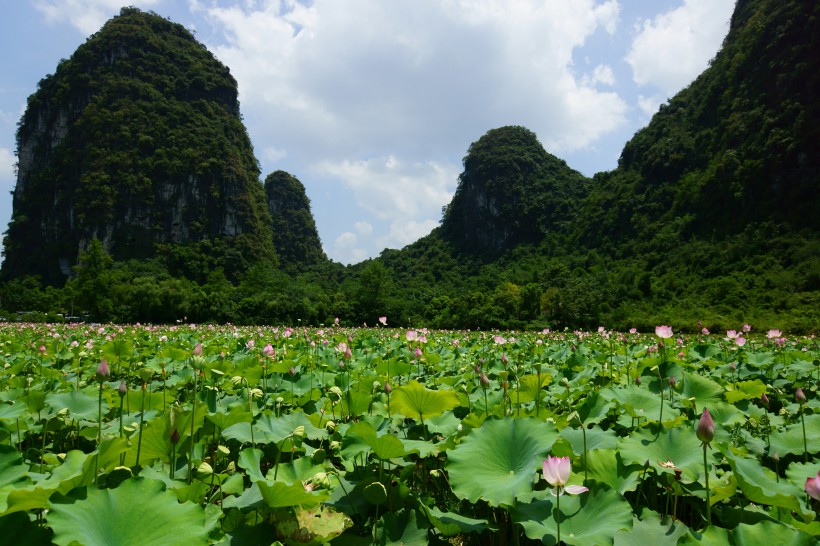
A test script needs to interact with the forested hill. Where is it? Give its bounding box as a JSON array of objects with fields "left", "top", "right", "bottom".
[
  {"left": 0, "top": 0, "right": 817, "bottom": 332},
  {"left": 1, "top": 7, "right": 277, "bottom": 285},
  {"left": 373, "top": 0, "right": 819, "bottom": 332}
]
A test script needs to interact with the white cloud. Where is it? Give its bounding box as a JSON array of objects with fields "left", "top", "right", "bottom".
[
  {"left": 0, "top": 147, "right": 16, "bottom": 195},
  {"left": 380, "top": 218, "right": 440, "bottom": 251},
  {"left": 637, "top": 94, "right": 664, "bottom": 118},
  {"left": 626, "top": 0, "right": 734, "bottom": 94},
  {"left": 33, "top": 0, "right": 161, "bottom": 34},
  {"left": 263, "top": 146, "right": 287, "bottom": 164},
  {"left": 333, "top": 231, "right": 367, "bottom": 264}
]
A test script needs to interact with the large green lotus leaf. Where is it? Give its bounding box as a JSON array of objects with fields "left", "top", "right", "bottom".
[
  {"left": 341, "top": 421, "right": 407, "bottom": 461},
  {"left": 575, "top": 393, "right": 613, "bottom": 425},
  {"left": 271, "top": 456, "right": 325, "bottom": 485},
  {"left": 257, "top": 480, "right": 329, "bottom": 508},
  {"left": 238, "top": 447, "right": 267, "bottom": 483},
  {"left": 679, "top": 373, "right": 724, "bottom": 407},
  {"left": 745, "top": 352, "right": 775, "bottom": 368},
  {"left": 372, "top": 508, "right": 427, "bottom": 545},
  {"left": 0, "top": 401, "right": 26, "bottom": 420},
  {"left": 390, "top": 380, "right": 461, "bottom": 422},
  {"left": 560, "top": 425, "right": 617, "bottom": 454},
  {"left": 613, "top": 509, "right": 689, "bottom": 546},
  {"left": 725, "top": 451, "right": 813, "bottom": 520},
  {"left": 121, "top": 415, "right": 171, "bottom": 467},
  {"left": 425, "top": 411, "right": 461, "bottom": 436},
  {"left": 205, "top": 404, "right": 252, "bottom": 431},
  {"left": 601, "top": 385, "right": 678, "bottom": 424},
  {"left": 768, "top": 413, "right": 820, "bottom": 457},
  {"left": 275, "top": 505, "right": 352, "bottom": 546},
  {"left": 512, "top": 487, "right": 633, "bottom": 546},
  {"left": 446, "top": 417, "right": 559, "bottom": 507},
  {"left": 584, "top": 449, "right": 641, "bottom": 494},
  {"left": 418, "top": 503, "right": 490, "bottom": 537},
  {"left": 785, "top": 461, "right": 820, "bottom": 489},
  {"left": 515, "top": 373, "right": 551, "bottom": 404},
  {"left": 0, "top": 511, "right": 51, "bottom": 545},
  {"left": 102, "top": 339, "right": 134, "bottom": 365},
  {"left": 703, "top": 401, "right": 746, "bottom": 429},
  {"left": 223, "top": 411, "right": 325, "bottom": 445},
  {"left": 0, "top": 445, "right": 30, "bottom": 489},
  {"left": 1, "top": 449, "right": 91, "bottom": 516},
  {"left": 725, "top": 380, "right": 768, "bottom": 404},
  {"left": 49, "top": 478, "right": 208, "bottom": 546},
  {"left": 678, "top": 519, "right": 815, "bottom": 545},
  {"left": 617, "top": 426, "right": 707, "bottom": 482},
  {"left": 46, "top": 391, "right": 102, "bottom": 420}
]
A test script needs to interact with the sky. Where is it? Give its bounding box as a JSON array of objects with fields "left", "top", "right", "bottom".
[{"left": 0, "top": 0, "right": 736, "bottom": 265}]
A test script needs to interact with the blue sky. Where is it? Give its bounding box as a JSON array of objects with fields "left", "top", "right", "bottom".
[{"left": 0, "top": 0, "right": 736, "bottom": 265}]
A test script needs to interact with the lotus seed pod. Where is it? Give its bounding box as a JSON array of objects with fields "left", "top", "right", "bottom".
[{"left": 197, "top": 461, "right": 213, "bottom": 477}]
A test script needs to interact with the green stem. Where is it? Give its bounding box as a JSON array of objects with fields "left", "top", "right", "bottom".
[
  {"left": 189, "top": 370, "right": 197, "bottom": 483},
  {"left": 135, "top": 383, "right": 147, "bottom": 469},
  {"left": 582, "top": 423, "right": 588, "bottom": 484},
  {"left": 703, "top": 444, "right": 711, "bottom": 527},
  {"left": 800, "top": 404, "right": 808, "bottom": 464},
  {"left": 119, "top": 394, "right": 125, "bottom": 466},
  {"left": 556, "top": 491, "right": 561, "bottom": 544},
  {"left": 96, "top": 383, "right": 103, "bottom": 487}
]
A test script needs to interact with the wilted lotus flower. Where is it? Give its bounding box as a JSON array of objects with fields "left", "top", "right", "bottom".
[
  {"left": 805, "top": 470, "right": 820, "bottom": 501},
  {"left": 542, "top": 456, "right": 589, "bottom": 496},
  {"left": 96, "top": 359, "right": 110, "bottom": 382},
  {"left": 697, "top": 408, "right": 715, "bottom": 445},
  {"left": 655, "top": 325, "right": 673, "bottom": 339}
]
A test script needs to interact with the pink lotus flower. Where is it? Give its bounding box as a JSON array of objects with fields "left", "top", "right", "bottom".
[
  {"left": 414, "top": 347, "right": 423, "bottom": 359},
  {"left": 726, "top": 330, "right": 738, "bottom": 339},
  {"left": 735, "top": 336, "right": 746, "bottom": 347},
  {"left": 767, "top": 329, "right": 782, "bottom": 339},
  {"left": 262, "top": 343, "right": 275, "bottom": 358},
  {"left": 378, "top": 316, "right": 387, "bottom": 326},
  {"left": 406, "top": 330, "right": 418, "bottom": 342},
  {"left": 655, "top": 325, "right": 673, "bottom": 339},
  {"left": 629, "top": 328, "right": 637, "bottom": 334},
  {"left": 542, "top": 456, "right": 589, "bottom": 496},
  {"left": 192, "top": 343, "right": 203, "bottom": 356},
  {"left": 701, "top": 328, "right": 710, "bottom": 335},
  {"left": 805, "top": 470, "right": 820, "bottom": 500}
]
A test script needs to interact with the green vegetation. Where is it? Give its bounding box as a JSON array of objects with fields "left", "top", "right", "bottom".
[
  {"left": 0, "top": 0, "right": 817, "bottom": 332},
  {"left": 0, "top": 323, "right": 817, "bottom": 543}
]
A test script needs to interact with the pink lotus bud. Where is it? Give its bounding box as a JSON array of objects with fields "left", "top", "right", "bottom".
[
  {"left": 805, "top": 471, "right": 820, "bottom": 501},
  {"left": 378, "top": 316, "right": 387, "bottom": 326},
  {"left": 262, "top": 343, "right": 275, "bottom": 357},
  {"left": 384, "top": 382, "right": 392, "bottom": 394},
  {"left": 668, "top": 376, "right": 676, "bottom": 387},
  {"left": 729, "top": 362, "right": 736, "bottom": 371},
  {"left": 480, "top": 372, "right": 490, "bottom": 388},
  {"left": 289, "top": 367, "right": 296, "bottom": 376},
  {"left": 761, "top": 393, "right": 769, "bottom": 406},
  {"left": 192, "top": 343, "right": 203, "bottom": 357},
  {"left": 635, "top": 377, "right": 641, "bottom": 386},
  {"left": 696, "top": 408, "right": 715, "bottom": 445},
  {"left": 414, "top": 347, "right": 423, "bottom": 359},
  {"left": 118, "top": 381, "right": 127, "bottom": 398},
  {"left": 96, "top": 359, "right": 110, "bottom": 382},
  {"left": 501, "top": 353, "right": 509, "bottom": 365},
  {"left": 796, "top": 388, "right": 807, "bottom": 404}
]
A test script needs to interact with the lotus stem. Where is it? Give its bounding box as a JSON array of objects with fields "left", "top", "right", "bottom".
[
  {"left": 135, "top": 382, "right": 147, "bottom": 469},
  {"left": 96, "top": 382, "right": 103, "bottom": 486},
  {"left": 189, "top": 369, "right": 197, "bottom": 483},
  {"left": 703, "top": 443, "right": 710, "bottom": 527},
  {"left": 556, "top": 490, "right": 561, "bottom": 544}
]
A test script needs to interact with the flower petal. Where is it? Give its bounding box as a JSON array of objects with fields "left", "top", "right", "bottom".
[{"left": 564, "top": 485, "right": 590, "bottom": 495}]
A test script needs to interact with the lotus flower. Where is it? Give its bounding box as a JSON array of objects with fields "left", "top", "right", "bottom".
[
  {"left": 805, "top": 470, "right": 820, "bottom": 501},
  {"left": 378, "top": 316, "right": 387, "bottom": 326},
  {"left": 542, "top": 456, "right": 589, "bottom": 496},
  {"left": 655, "top": 325, "right": 673, "bottom": 339}
]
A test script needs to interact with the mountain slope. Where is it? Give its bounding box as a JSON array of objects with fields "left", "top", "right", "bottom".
[{"left": 2, "top": 7, "right": 275, "bottom": 284}]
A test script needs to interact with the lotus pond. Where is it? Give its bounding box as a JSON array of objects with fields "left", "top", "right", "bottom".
[{"left": 0, "top": 322, "right": 818, "bottom": 545}]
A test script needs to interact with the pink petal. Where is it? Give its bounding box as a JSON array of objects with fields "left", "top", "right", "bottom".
[
  {"left": 556, "top": 456, "right": 571, "bottom": 485},
  {"left": 564, "top": 485, "right": 589, "bottom": 495},
  {"left": 542, "top": 457, "right": 563, "bottom": 487}
]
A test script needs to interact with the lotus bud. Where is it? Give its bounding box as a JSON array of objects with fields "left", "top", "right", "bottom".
[
  {"left": 384, "top": 382, "right": 392, "bottom": 394},
  {"left": 96, "top": 359, "right": 110, "bottom": 382},
  {"left": 118, "top": 381, "right": 127, "bottom": 398},
  {"left": 170, "top": 428, "right": 180, "bottom": 445},
  {"left": 501, "top": 353, "right": 509, "bottom": 365},
  {"left": 796, "top": 388, "right": 807, "bottom": 404},
  {"left": 289, "top": 367, "right": 296, "bottom": 376},
  {"left": 635, "top": 376, "right": 641, "bottom": 386},
  {"left": 696, "top": 408, "right": 715, "bottom": 445},
  {"left": 480, "top": 372, "right": 490, "bottom": 388},
  {"left": 668, "top": 376, "right": 676, "bottom": 387},
  {"left": 806, "top": 471, "right": 820, "bottom": 501},
  {"left": 761, "top": 393, "right": 769, "bottom": 406}
]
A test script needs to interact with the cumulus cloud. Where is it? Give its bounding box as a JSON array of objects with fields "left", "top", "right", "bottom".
[
  {"left": 333, "top": 230, "right": 367, "bottom": 264},
  {"left": 33, "top": 0, "right": 160, "bottom": 34},
  {"left": 626, "top": 0, "right": 734, "bottom": 94}
]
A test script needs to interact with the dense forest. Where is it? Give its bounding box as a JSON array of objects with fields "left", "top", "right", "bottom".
[{"left": 0, "top": 0, "right": 817, "bottom": 332}]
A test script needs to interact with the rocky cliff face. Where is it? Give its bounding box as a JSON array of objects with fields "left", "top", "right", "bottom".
[
  {"left": 264, "top": 171, "right": 327, "bottom": 267},
  {"left": 2, "top": 7, "right": 275, "bottom": 284},
  {"left": 441, "top": 126, "right": 590, "bottom": 254}
]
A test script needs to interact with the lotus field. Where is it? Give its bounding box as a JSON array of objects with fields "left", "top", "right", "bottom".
[{"left": 0, "top": 321, "right": 818, "bottom": 545}]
